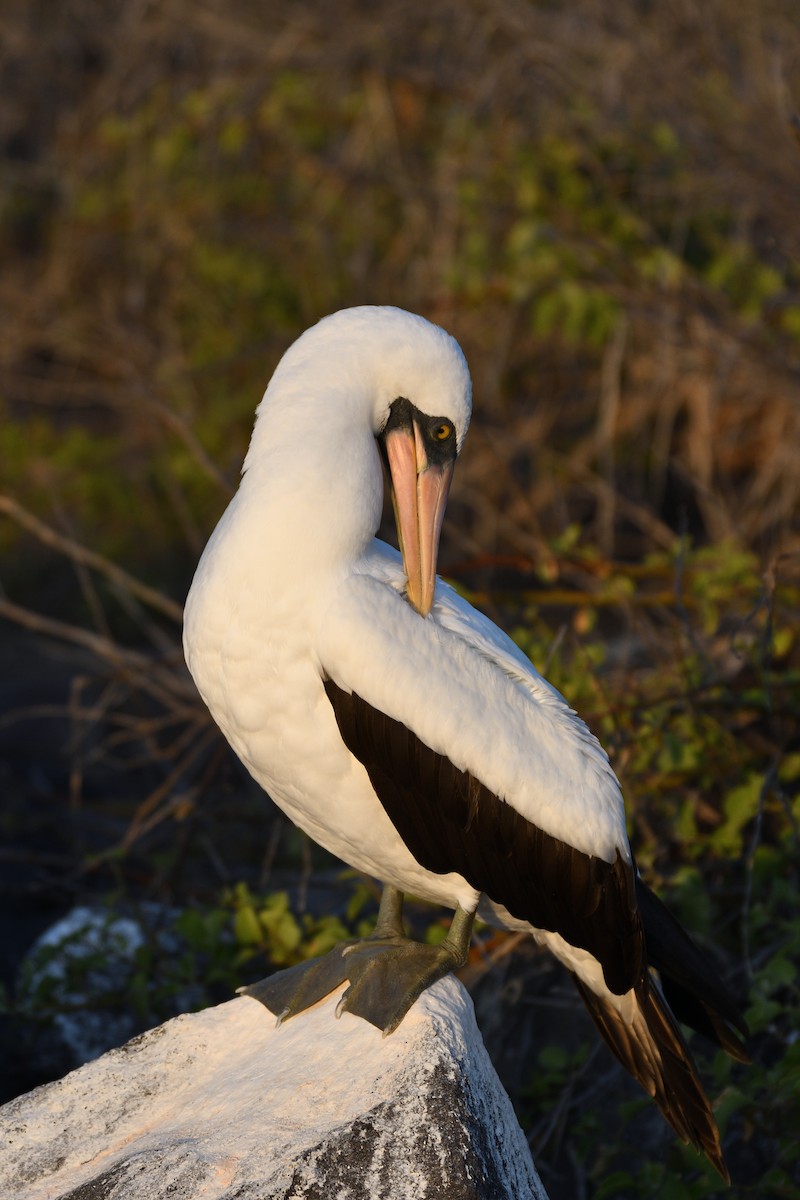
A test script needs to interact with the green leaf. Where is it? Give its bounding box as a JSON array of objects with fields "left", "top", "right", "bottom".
[{"left": 233, "top": 906, "right": 263, "bottom": 947}]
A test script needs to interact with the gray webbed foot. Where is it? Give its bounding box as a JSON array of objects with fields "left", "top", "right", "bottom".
[
  {"left": 240, "top": 888, "right": 475, "bottom": 1035},
  {"left": 336, "top": 934, "right": 468, "bottom": 1035}
]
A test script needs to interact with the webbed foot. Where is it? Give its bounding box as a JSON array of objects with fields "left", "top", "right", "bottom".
[
  {"left": 240, "top": 888, "right": 475, "bottom": 1036},
  {"left": 238, "top": 885, "right": 407, "bottom": 1024},
  {"left": 336, "top": 929, "right": 469, "bottom": 1035}
]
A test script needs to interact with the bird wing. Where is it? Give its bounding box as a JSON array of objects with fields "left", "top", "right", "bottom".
[{"left": 317, "top": 548, "right": 643, "bottom": 994}]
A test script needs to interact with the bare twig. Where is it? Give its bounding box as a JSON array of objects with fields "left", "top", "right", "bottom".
[
  {"left": 0, "top": 494, "right": 184, "bottom": 624},
  {"left": 596, "top": 316, "right": 627, "bottom": 556},
  {"left": 741, "top": 759, "right": 779, "bottom": 982},
  {"left": 0, "top": 596, "right": 157, "bottom": 671}
]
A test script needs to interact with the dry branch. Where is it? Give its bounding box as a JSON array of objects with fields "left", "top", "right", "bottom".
[{"left": 0, "top": 494, "right": 184, "bottom": 624}]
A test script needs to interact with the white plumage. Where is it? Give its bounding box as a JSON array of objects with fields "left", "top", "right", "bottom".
[{"left": 318, "top": 548, "right": 628, "bottom": 864}]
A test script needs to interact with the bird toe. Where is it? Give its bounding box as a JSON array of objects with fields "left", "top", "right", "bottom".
[{"left": 238, "top": 942, "right": 355, "bottom": 1022}]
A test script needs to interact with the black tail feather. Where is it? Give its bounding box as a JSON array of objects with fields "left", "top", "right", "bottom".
[
  {"left": 568, "top": 878, "right": 749, "bottom": 1181},
  {"left": 636, "top": 876, "right": 750, "bottom": 1059},
  {"left": 572, "top": 974, "right": 731, "bottom": 1182}
]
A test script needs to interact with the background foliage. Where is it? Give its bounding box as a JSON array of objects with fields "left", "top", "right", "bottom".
[{"left": 1, "top": 2, "right": 799, "bottom": 1197}]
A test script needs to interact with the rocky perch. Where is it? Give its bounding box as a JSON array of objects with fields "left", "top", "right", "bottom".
[{"left": 1, "top": 975, "right": 548, "bottom": 1200}]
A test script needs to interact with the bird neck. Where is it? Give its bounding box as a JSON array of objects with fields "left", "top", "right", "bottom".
[{"left": 235, "top": 381, "right": 385, "bottom": 583}]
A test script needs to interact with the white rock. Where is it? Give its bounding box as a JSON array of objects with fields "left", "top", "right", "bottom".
[
  {"left": 17, "top": 904, "right": 189, "bottom": 1070},
  {"left": 1, "top": 974, "right": 547, "bottom": 1200}
]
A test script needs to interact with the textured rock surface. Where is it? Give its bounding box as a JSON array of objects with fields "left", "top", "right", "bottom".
[{"left": 0, "top": 974, "right": 547, "bottom": 1200}]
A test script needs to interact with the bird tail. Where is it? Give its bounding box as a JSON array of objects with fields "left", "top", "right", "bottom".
[
  {"left": 572, "top": 972, "right": 730, "bottom": 1181},
  {"left": 634, "top": 877, "right": 750, "bottom": 1064},
  {"left": 569, "top": 879, "right": 749, "bottom": 1182}
]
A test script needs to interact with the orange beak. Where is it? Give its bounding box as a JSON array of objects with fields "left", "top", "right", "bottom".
[{"left": 383, "top": 419, "right": 454, "bottom": 617}]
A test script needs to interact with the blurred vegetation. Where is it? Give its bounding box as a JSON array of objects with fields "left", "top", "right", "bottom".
[{"left": 1, "top": 1, "right": 799, "bottom": 1197}]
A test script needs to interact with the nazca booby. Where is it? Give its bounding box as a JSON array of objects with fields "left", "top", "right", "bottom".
[{"left": 183, "top": 305, "right": 748, "bottom": 1179}]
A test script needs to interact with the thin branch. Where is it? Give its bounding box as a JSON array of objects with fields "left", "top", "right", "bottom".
[
  {"left": 0, "top": 596, "right": 155, "bottom": 671},
  {"left": 0, "top": 494, "right": 184, "bottom": 624},
  {"left": 596, "top": 316, "right": 627, "bottom": 556},
  {"left": 741, "top": 758, "right": 779, "bottom": 982}
]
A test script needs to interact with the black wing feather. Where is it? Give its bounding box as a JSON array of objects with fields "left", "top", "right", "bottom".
[{"left": 324, "top": 679, "right": 643, "bottom": 995}]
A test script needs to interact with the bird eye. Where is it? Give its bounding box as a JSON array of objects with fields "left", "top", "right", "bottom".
[{"left": 432, "top": 422, "right": 453, "bottom": 441}]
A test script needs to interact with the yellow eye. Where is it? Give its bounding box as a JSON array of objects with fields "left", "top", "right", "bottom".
[{"left": 433, "top": 422, "right": 453, "bottom": 441}]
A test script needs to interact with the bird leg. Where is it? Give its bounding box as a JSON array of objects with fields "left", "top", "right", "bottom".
[
  {"left": 367, "top": 882, "right": 408, "bottom": 938},
  {"left": 239, "top": 886, "right": 474, "bottom": 1036}
]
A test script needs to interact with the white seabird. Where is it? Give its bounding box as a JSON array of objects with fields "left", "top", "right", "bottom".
[{"left": 183, "top": 305, "right": 747, "bottom": 1180}]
